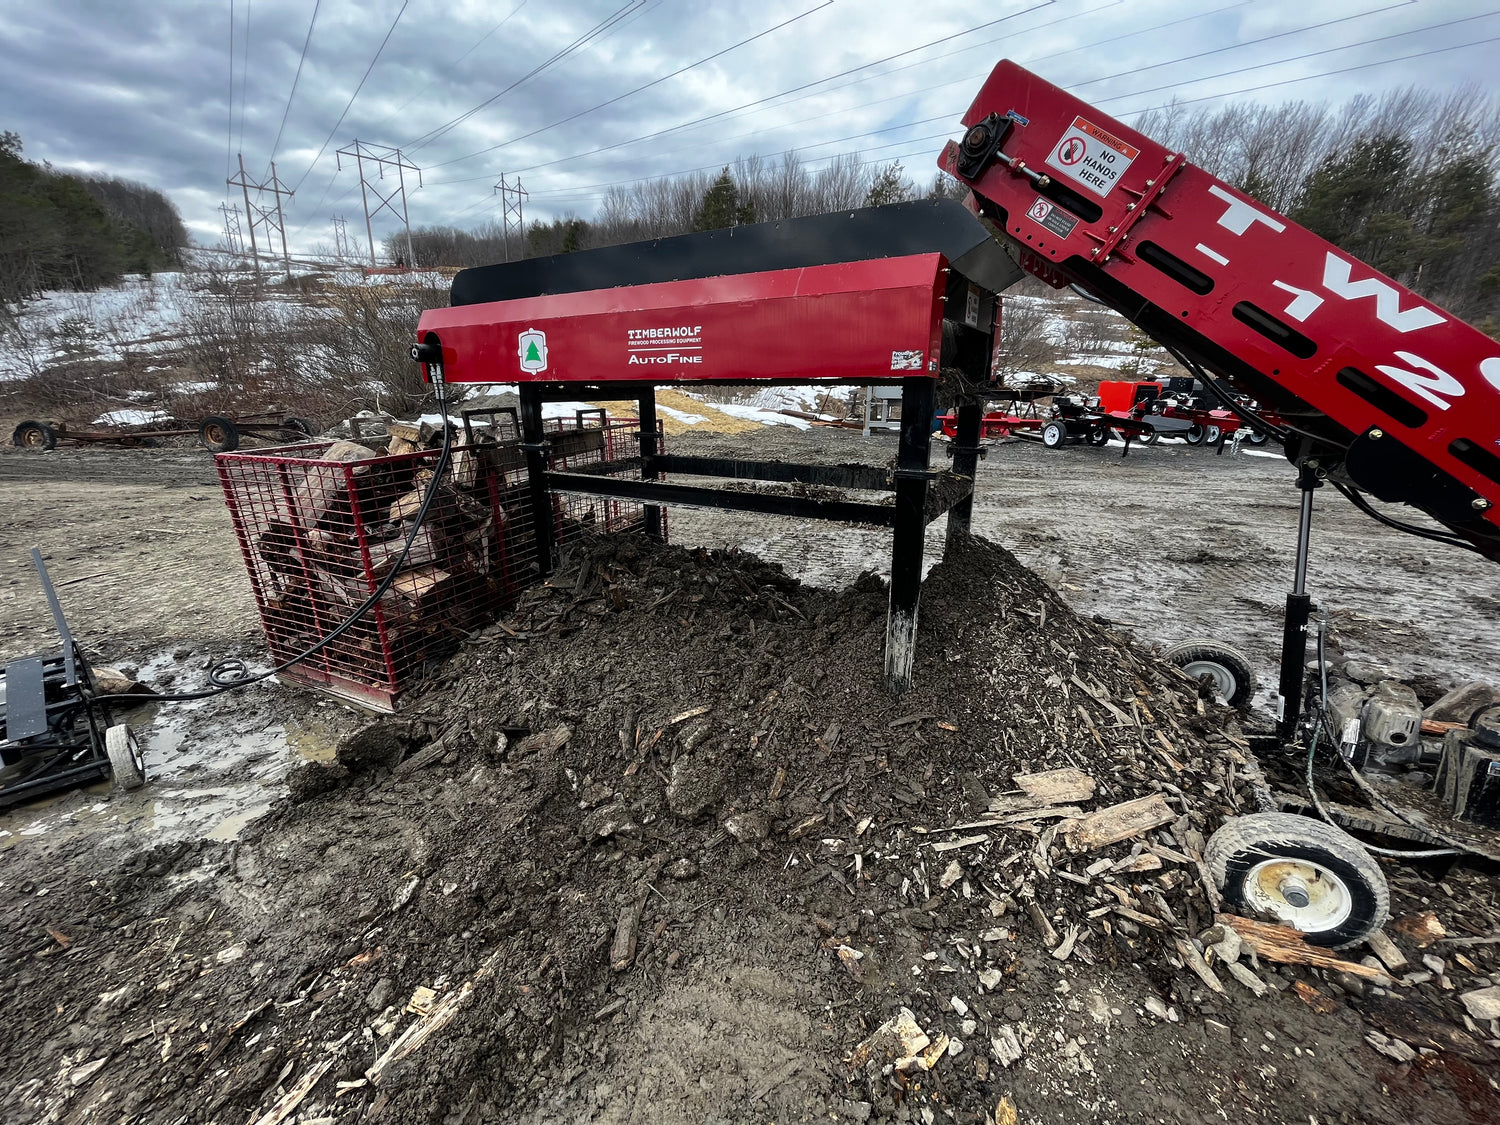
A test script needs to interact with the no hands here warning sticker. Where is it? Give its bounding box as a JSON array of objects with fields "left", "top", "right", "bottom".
[{"left": 1046, "top": 116, "right": 1139, "bottom": 198}]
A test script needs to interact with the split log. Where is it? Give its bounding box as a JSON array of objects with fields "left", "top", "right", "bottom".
[
  {"left": 1216, "top": 914, "right": 1389, "bottom": 980},
  {"left": 1064, "top": 794, "right": 1174, "bottom": 852}
]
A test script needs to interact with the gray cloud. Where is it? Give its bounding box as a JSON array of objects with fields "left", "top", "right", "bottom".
[{"left": 2, "top": 0, "right": 1495, "bottom": 256}]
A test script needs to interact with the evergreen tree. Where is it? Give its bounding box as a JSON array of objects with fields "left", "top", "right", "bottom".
[
  {"left": 692, "top": 168, "right": 754, "bottom": 231},
  {"left": 1289, "top": 135, "right": 1420, "bottom": 279},
  {"left": 864, "top": 161, "right": 913, "bottom": 207}
]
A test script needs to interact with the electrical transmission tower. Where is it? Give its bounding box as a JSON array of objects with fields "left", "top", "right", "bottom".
[
  {"left": 337, "top": 140, "right": 421, "bottom": 270},
  {"left": 494, "top": 175, "right": 528, "bottom": 262},
  {"left": 332, "top": 216, "right": 352, "bottom": 263},
  {"left": 227, "top": 154, "right": 295, "bottom": 270},
  {"left": 219, "top": 203, "right": 245, "bottom": 256}
]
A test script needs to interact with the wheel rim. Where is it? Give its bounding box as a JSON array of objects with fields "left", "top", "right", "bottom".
[
  {"left": 1181, "top": 658, "right": 1237, "bottom": 702},
  {"left": 1043, "top": 425, "right": 1062, "bottom": 446},
  {"left": 1244, "top": 857, "right": 1352, "bottom": 933},
  {"left": 1206, "top": 425, "right": 1222, "bottom": 443},
  {"left": 20, "top": 427, "right": 45, "bottom": 447},
  {"left": 204, "top": 424, "right": 226, "bottom": 445}
]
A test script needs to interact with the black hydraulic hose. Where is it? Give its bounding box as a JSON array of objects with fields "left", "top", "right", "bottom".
[
  {"left": 109, "top": 376, "right": 457, "bottom": 704},
  {"left": 1162, "top": 344, "right": 1292, "bottom": 444},
  {"left": 1330, "top": 479, "right": 1484, "bottom": 555}
]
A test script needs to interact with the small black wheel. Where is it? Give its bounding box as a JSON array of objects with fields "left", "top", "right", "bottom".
[
  {"left": 284, "top": 416, "right": 319, "bottom": 437},
  {"left": 1086, "top": 426, "right": 1109, "bottom": 446},
  {"left": 1163, "top": 638, "right": 1256, "bottom": 708},
  {"left": 1133, "top": 428, "right": 1160, "bottom": 445},
  {"left": 1247, "top": 428, "right": 1271, "bottom": 446},
  {"left": 1184, "top": 423, "right": 1207, "bottom": 446},
  {"left": 105, "top": 724, "right": 146, "bottom": 790},
  {"left": 198, "top": 416, "right": 240, "bottom": 453},
  {"left": 1205, "top": 424, "right": 1223, "bottom": 444},
  {"left": 1040, "top": 421, "right": 1067, "bottom": 448},
  {"left": 1206, "top": 812, "right": 1389, "bottom": 949},
  {"left": 12, "top": 420, "right": 57, "bottom": 450}
]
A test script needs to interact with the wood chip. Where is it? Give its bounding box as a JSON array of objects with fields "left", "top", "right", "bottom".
[
  {"left": 931, "top": 835, "right": 989, "bottom": 854},
  {"left": 610, "top": 901, "right": 644, "bottom": 972},
  {"left": 1025, "top": 899, "right": 1059, "bottom": 949},
  {"left": 1392, "top": 911, "right": 1447, "bottom": 948},
  {"left": 1063, "top": 794, "right": 1175, "bottom": 852},
  {"left": 1013, "top": 768, "right": 1096, "bottom": 806},
  {"left": 669, "top": 705, "right": 712, "bottom": 725},
  {"left": 1174, "top": 938, "right": 1225, "bottom": 994},
  {"left": 251, "top": 1060, "right": 334, "bottom": 1125},
  {"left": 1218, "top": 914, "right": 1389, "bottom": 981},
  {"left": 1293, "top": 981, "right": 1338, "bottom": 1014},
  {"left": 1366, "top": 930, "right": 1409, "bottom": 974},
  {"left": 1052, "top": 924, "right": 1080, "bottom": 961}
]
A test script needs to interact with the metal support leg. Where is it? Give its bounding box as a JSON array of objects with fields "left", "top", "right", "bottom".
[
  {"left": 945, "top": 396, "right": 982, "bottom": 550},
  {"left": 637, "top": 388, "right": 663, "bottom": 540},
  {"left": 1276, "top": 461, "right": 1323, "bottom": 741},
  {"left": 518, "top": 384, "right": 556, "bottom": 577},
  {"left": 885, "top": 377, "right": 936, "bottom": 694}
]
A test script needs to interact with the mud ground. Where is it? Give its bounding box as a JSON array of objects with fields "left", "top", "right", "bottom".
[{"left": 1, "top": 429, "right": 1498, "bottom": 1125}]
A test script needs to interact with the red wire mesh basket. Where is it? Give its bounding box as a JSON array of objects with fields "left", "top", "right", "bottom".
[{"left": 215, "top": 414, "right": 659, "bottom": 710}]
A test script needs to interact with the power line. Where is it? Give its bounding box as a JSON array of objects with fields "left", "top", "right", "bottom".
[
  {"left": 497, "top": 0, "right": 1410, "bottom": 183},
  {"left": 403, "top": 2, "right": 645, "bottom": 154},
  {"left": 1098, "top": 6, "right": 1498, "bottom": 106},
  {"left": 226, "top": 0, "right": 235, "bottom": 180},
  {"left": 427, "top": 0, "right": 835, "bottom": 170},
  {"left": 367, "top": 0, "right": 529, "bottom": 130},
  {"left": 269, "top": 0, "right": 321, "bottom": 171},
  {"left": 238, "top": 0, "right": 253, "bottom": 155},
  {"left": 291, "top": 0, "right": 411, "bottom": 193},
  {"left": 510, "top": 4, "right": 1496, "bottom": 199},
  {"left": 514, "top": 14, "right": 1500, "bottom": 209},
  {"left": 1118, "top": 26, "right": 1500, "bottom": 117},
  {"left": 438, "top": 1, "right": 1057, "bottom": 179}
]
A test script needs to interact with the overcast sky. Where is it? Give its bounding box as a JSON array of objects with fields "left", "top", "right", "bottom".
[{"left": 3, "top": 0, "right": 1497, "bottom": 258}]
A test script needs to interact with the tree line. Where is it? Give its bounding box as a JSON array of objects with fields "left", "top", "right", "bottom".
[
  {"left": 391, "top": 152, "right": 951, "bottom": 266},
  {"left": 1135, "top": 85, "right": 1500, "bottom": 330},
  {"left": 0, "top": 131, "right": 189, "bottom": 309}
]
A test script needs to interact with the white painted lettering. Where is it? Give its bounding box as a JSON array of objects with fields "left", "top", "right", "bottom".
[
  {"left": 1374, "top": 351, "right": 1465, "bottom": 411},
  {"left": 1195, "top": 243, "right": 1229, "bottom": 266},
  {"left": 1272, "top": 279, "right": 1325, "bottom": 322},
  {"left": 1483, "top": 355, "right": 1500, "bottom": 393},
  {"left": 1322, "top": 255, "right": 1444, "bottom": 333},
  {"left": 1208, "top": 184, "right": 1286, "bottom": 237}
]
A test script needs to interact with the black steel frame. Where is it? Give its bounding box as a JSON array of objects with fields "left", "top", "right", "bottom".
[
  {"left": 0, "top": 549, "right": 116, "bottom": 807},
  {"left": 515, "top": 379, "right": 984, "bottom": 693}
]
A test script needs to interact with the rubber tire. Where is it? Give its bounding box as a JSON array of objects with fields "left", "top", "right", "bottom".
[
  {"left": 285, "top": 416, "right": 319, "bottom": 437},
  {"left": 1247, "top": 429, "right": 1271, "bottom": 446},
  {"left": 105, "top": 724, "right": 145, "bottom": 790},
  {"left": 12, "top": 420, "right": 57, "bottom": 450},
  {"left": 1206, "top": 811, "right": 1389, "bottom": 949},
  {"left": 1184, "top": 423, "right": 1207, "bottom": 446},
  {"left": 1040, "top": 421, "right": 1067, "bottom": 448},
  {"left": 1205, "top": 424, "right": 1223, "bottom": 444},
  {"left": 1133, "top": 429, "right": 1160, "bottom": 445},
  {"left": 1163, "top": 638, "right": 1256, "bottom": 708},
  {"left": 198, "top": 416, "right": 240, "bottom": 453},
  {"left": 1086, "top": 426, "right": 1109, "bottom": 447}
]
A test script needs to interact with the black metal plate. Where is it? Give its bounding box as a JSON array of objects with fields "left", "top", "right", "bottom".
[
  {"left": 3, "top": 657, "right": 48, "bottom": 740},
  {"left": 449, "top": 199, "right": 1023, "bottom": 307}
]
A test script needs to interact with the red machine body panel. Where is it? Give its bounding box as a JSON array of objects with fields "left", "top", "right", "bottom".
[
  {"left": 416, "top": 254, "right": 948, "bottom": 386},
  {"left": 943, "top": 60, "right": 1500, "bottom": 546}
]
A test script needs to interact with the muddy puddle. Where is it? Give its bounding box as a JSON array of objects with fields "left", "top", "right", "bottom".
[{"left": 0, "top": 654, "right": 353, "bottom": 854}]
